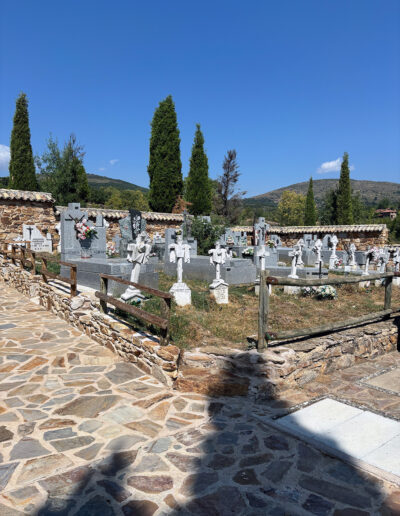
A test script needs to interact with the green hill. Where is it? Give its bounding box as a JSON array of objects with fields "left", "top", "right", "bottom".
[
  {"left": 87, "top": 173, "right": 148, "bottom": 193},
  {"left": 245, "top": 179, "right": 400, "bottom": 208}
]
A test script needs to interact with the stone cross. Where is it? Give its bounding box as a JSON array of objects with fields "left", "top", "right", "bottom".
[
  {"left": 363, "top": 248, "right": 377, "bottom": 276},
  {"left": 312, "top": 239, "right": 323, "bottom": 266},
  {"left": 296, "top": 239, "right": 304, "bottom": 267},
  {"left": 330, "top": 235, "right": 338, "bottom": 258},
  {"left": 208, "top": 242, "right": 228, "bottom": 285},
  {"left": 208, "top": 242, "right": 229, "bottom": 304},
  {"left": 288, "top": 245, "right": 302, "bottom": 279},
  {"left": 121, "top": 232, "right": 152, "bottom": 301},
  {"left": 328, "top": 234, "right": 339, "bottom": 270},
  {"left": 377, "top": 249, "right": 388, "bottom": 274},
  {"left": 254, "top": 217, "right": 268, "bottom": 246},
  {"left": 256, "top": 244, "right": 270, "bottom": 272},
  {"left": 348, "top": 243, "right": 357, "bottom": 267},
  {"left": 169, "top": 232, "right": 191, "bottom": 306}
]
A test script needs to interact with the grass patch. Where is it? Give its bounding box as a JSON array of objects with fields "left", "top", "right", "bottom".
[{"left": 108, "top": 272, "right": 400, "bottom": 351}]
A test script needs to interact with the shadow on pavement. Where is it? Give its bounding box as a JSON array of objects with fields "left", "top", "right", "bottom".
[{"left": 36, "top": 352, "right": 398, "bottom": 515}]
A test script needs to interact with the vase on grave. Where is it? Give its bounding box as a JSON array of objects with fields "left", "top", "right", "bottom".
[{"left": 80, "top": 239, "right": 93, "bottom": 259}]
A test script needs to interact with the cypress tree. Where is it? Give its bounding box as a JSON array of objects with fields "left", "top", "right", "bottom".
[
  {"left": 336, "top": 152, "right": 353, "bottom": 224},
  {"left": 148, "top": 95, "right": 183, "bottom": 212},
  {"left": 304, "top": 177, "right": 317, "bottom": 225},
  {"left": 186, "top": 124, "right": 212, "bottom": 215},
  {"left": 8, "top": 93, "right": 38, "bottom": 191}
]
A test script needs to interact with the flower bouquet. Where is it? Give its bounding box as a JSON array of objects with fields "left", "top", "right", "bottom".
[
  {"left": 266, "top": 239, "right": 277, "bottom": 249},
  {"left": 75, "top": 220, "right": 97, "bottom": 258},
  {"left": 106, "top": 241, "right": 118, "bottom": 258},
  {"left": 242, "top": 247, "right": 254, "bottom": 256}
]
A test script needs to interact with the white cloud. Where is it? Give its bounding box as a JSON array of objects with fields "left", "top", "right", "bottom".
[
  {"left": 0, "top": 144, "right": 10, "bottom": 173},
  {"left": 98, "top": 167, "right": 106, "bottom": 172},
  {"left": 317, "top": 157, "right": 355, "bottom": 174},
  {"left": 109, "top": 159, "right": 119, "bottom": 166}
]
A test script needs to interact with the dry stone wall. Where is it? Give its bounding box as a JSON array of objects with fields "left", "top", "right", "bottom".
[
  {"left": 0, "top": 257, "right": 180, "bottom": 387},
  {"left": 0, "top": 199, "right": 59, "bottom": 250},
  {"left": 0, "top": 258, "right": 398, "bottom": 397},
  {"left": 278, "top": 229, "right": 388, "bottom": 251}
]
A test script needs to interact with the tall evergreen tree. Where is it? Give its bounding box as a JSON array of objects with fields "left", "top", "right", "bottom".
[
  {"left": 148, "top": 95, "right": 183, "bottom": 212},
  {"left": 336, "top": 152, "right": 353, "bottom": 224},
  {"left": 8, "top": 93, "right": 38, "bottom": 191},
  {"left": 186, "top": 124, "right": 211, "bottom": 215},
  {"left": 304, "top": 177, "right": 317, "bottom": 225}
]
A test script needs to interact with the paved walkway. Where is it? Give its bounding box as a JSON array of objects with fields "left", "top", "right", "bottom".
[{"left": 0, "top": 285, "right": 400, "bottom": 515}]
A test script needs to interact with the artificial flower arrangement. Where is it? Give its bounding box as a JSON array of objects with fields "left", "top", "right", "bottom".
[
  {"left": 334, "top": 258, "right": 343, "bottom": 268},
  {"left": 75, "top": 219, "right": 97, "bottom": 241},
  {"left": 242, "top": 247, "right": 254, "bottom": 256},
  {"left": 301, "top": 285, "right": 337, "bottom": 300},
  {"left": 106, "top": 241, "right": 118, "bottom": 257},
  {"left": 266, "top": 239, "right": 277, "bottom": 249}
]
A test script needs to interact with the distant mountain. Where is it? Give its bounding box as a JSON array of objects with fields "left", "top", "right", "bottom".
[
  {"left": 245, "top": 179, "right": 400, "bottom": 207},
  {"left": 87, "top": 173, "right": 148, "bottom": 193}
]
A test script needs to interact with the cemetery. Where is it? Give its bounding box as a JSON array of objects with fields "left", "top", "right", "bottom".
[
  {"left": 1, "top": 193, "right": 399, "bottom": 388},
  {"left": 2, "top": 4, "right": 400, "bottom": 511}
]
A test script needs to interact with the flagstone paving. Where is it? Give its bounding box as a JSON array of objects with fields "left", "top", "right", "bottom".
[{"left": 0, "top": 284, "right": 400, "bottom": 514}]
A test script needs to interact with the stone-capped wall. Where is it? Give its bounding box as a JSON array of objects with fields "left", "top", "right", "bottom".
[
  {"left": 278, "top": 230, "right": 388, "bottom": 251},
  {"left": 0, "top": 257, "right": 180, "bottom": 387},
  {"left": 0, "top": 257, "right": 398, "bottom": 397},
  {"left": 0, "top": 199, "right": 59, "bottom": 250}
]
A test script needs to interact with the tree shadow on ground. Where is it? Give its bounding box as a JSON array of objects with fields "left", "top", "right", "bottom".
[{"left": 36, "top": 352, "right": 399, "bottom": 515}]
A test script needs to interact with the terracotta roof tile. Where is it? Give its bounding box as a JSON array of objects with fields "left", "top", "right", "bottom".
[
  {"left": 55, "top": 206, "right": 184, "bottom": 222},
  {"left": 0, "top": 188, "right": 54, "bottom": 203},
  {"left": 231, "top": 224, "right": 387, "bottom": 234}
]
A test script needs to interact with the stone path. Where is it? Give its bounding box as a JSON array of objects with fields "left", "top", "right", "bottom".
[{"left": 0, "top": 284, "right": 400, "bottom": 515}]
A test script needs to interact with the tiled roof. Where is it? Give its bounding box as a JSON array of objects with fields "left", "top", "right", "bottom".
[
  {"left": 56, "top": 206, "right": 184, "bottom": 222},
  {"left": 231, "top": 224, "right": 387, "bottom": 234},
  {"left": 0, "top": 188, "right": 54, "bottom": 203}
]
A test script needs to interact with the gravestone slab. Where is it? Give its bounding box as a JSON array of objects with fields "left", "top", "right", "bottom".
[
  {"left": 61, "top": 204, "right": 106, "bottom": 261},
  {"left": 22, "top": 225, "right": 52, "bottom": 253}
]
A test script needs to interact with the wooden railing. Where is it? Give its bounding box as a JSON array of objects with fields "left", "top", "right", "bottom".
[
  {"left": 39, "top": 256, "right": 78, "bottom": 297},
  {"left": 95, "top": 273, "right": 172, "bottom": 345},
  {"left": 0, "top": 242, "right": 77, "bottom": 297},
  {"left": 256, "top": 270, "right": 400, "bottom": 351}
]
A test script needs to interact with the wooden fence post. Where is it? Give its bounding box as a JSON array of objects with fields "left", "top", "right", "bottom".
[
  {"left": 70, "top": 265, "right": 77, "bottom": 297},
  {"left": 11, "top": 245, "right": 16, "bottom": 266},
  {"left": 41, "top": 257, "right": 48, "bottom": 283},
  {"left": 160, "top": 297, "right": 171, "bottom": 346},
  {"left": 29, "top": 250, "right": 36, "bottom": 276},
  {"left": 384, "top": 275, "right": 393, "bottom": 310},
  {"left": 257, "top": 270, "right": 269, "bottom": 351},
  {"left": 99, "top": 275, "right": 108, "bottom": 313}
]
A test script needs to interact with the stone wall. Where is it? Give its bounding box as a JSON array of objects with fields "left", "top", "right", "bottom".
[
  {"left": 0, "top": 199, "right": 59, "bottom": 250},
  {"left": 104, "top": 219, "right": 181, "bottom": 243},
  {"left": 277, "top": 230, "right": 388, "bottom": 251},
  {"left": 0, "top": 257, "right": 398, "bottom": 397},
  {"left": 0, "top": 257, "right": 180, "bottom": 387},
  {"left": 179, "top": 319, "right": 399, "bottom": 397}
]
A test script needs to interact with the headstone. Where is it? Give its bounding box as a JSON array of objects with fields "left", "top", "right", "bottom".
[
  {"left": 284, "top": 245, "right": 302, "bottom": 295},
  {"left": 121, "top": 232, "right": 152, "bottom": 301},
  {"left": 22, "top": 224, "right": 53, "bottom": 253},
  {"left": 253, "top": 217, "right": 269, "bottom": 246},
  {"left": 129, "top": 209, "right": 144, "bottom": 241},
  {"left": 169, "top": 232, "right": 191, "bottom": 306},
  {"left": 348, "top": 243, "right": 357, "bottom": 268},
  {"left": 329, "top": 235, "right": 339, "bottom": 270},
  {"left": 208, "top": 242, "right": 229, "bottom": 304},
  {"left": 296, "top": 238, "right": 305, "bottom": 267},
  {"left": 61, "top": 203, "right": 106, "bottom": 260},
  {"left": 392, "top": 248, "right": 400, "bottom": 286},
  {"left": 312, "top": 239, "right": 323, "bottom": 266},
  {"left": 304, "top": 234, "right": 317, "bottom": 249}
]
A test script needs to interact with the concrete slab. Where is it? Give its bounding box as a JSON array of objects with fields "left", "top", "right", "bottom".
[
  {"left": 364, "top": 435, "right": 400, "bottom": 477},
  {"left": 278, "top": 398, "right": 362, "bottom": 436},
  {"left": 275, "top": 398, "right": 400, "bottom": 484},
  {"left": 365, "top": 368, "right": 400, "bottom": 394},
  {"left": 322, "top": 411, "right": 400, "bottom": 459}
]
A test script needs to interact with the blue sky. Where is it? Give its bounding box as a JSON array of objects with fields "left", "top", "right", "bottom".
[{"left": 1, "top": 0, "right": 399, "bottom": 196}]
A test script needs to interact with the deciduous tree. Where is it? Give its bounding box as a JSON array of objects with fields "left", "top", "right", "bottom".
[{"left": 277, "top": 190, "right": 306, "bottom": 226}]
